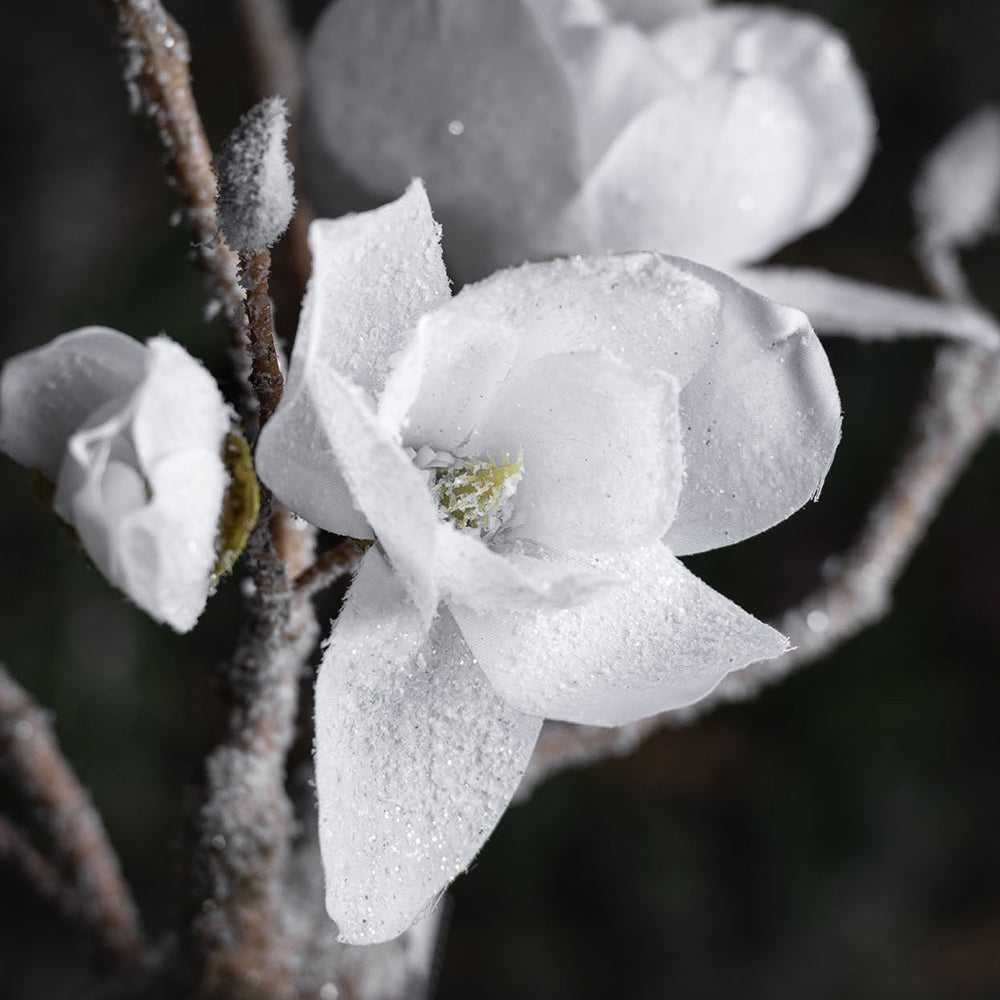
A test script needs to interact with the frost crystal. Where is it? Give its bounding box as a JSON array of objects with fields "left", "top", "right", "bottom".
[{"left": 215, "top": 97, "right": 295, "bottom": 252}]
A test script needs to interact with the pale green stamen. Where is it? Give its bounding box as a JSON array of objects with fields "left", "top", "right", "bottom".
[{"left": 434, "top": 453, "right": 523, "bottom": 531}]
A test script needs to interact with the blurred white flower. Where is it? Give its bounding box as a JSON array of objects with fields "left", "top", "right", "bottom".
[
  {"left": 255, "top": 181, "right": 841, "bottom": 944},
  {"left": 302, "top": 0, "right": 875, "bottom": 281},
  {"left": 0, "top": 328, "right": 232, "bottom": 632}
]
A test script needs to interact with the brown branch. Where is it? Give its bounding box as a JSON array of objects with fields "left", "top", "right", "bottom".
[
  {"left": 526, "top": 341, "right": 1000, "bottom": 791},
  {"left": 239, "top": 248, "right": 284, "bottom": 430},
  {"left": 0, "top": 663, "right": 144, "bottom": 970},
  {"left": 106, "top": 0, "right": 247, "bottom": 355},
  {"left": 237, "top": 0, "right": 303, "bottom": 108},
  {"left": 0, "top": 813, "right": 79, "bottom": 919},
  {"left": 293, "top": 540, "right": 364, "bottom": 598}
]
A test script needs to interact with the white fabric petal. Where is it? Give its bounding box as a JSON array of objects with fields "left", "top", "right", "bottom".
[
  {"left": 256, "top": 182, "right": 449, "bottom": 541},
  {"left": 653, "top": 5, "right": 875, "bottom": 234},
  {"left": 564, "top": 73, "right": 816, "bottom": 266},
  {"left": 263, "top": 361, "right": 441, "bottom": 619},
  {"left": 303, "top": 0, "right": 582, "bottom": 281},
  {"left": 48, "top": 337, "right": 229, "bottom": 632},
  {"left": 451, "top": 543, "right": 788, "bottom": 726},
  {"left": 316, "top": 549, "right": 542, "bottom": 945},
  {"left": 913, "top": 106, "right": 1000, "bottom": 249},
  {"left": 443, "top": 254, "right": 841, "bottom": 555},
  {"left": 466, "top": 351, "right": 683, "bottom": 551},
  {"left": 735, "top": 267, "right": 1000, "bottom": 348},
  {"left": 0, "top": 327, "right": 145, "bottom": 480},
  {"left": 601, "top": 0, "right": 708, "bottom": 31},
  {"left": 436, "top": 530, "right": 619, "bottom": 613},
  {"left": 379, "top": 312, "right": 519, "bottom": 451}
]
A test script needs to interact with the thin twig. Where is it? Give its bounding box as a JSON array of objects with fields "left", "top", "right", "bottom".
[
  {"left": 526, "top": 342, "right": 1000, "bottom": 791},
  {"left": 293, "top": 540, "right": 364, "bottom": 598},
  {"left": 0, "top": 663, "right": 144, "bottom": 970},
  {"left": 106, "top": 0, "right": 248, "bottom": 357},
  {"left": 0, "top": 813, "right": 79, "bottom": 920},
  {"left": 237, "top": 0, "right": 304, "bottom": 108},
  {"left": 239, "top": 248, "right": 284, "bottom": 429}
]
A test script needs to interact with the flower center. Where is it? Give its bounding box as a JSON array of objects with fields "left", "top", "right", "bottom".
[{"left": 407, "top": 445, "right": 523, "bottom": 535}]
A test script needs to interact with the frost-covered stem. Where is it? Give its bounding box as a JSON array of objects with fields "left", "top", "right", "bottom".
[
  {"left": 0, "top": 814, "right": 80, "bottom": 924},
  {"left": 238, "top": 249, "right": 284, "bottom": 429},
  {"left": 106, "top": 0, "right": 248, "bottom": 355},
  {"left": 527, "top": 341, "right": 1000, "bottom": 789},
  {"left": 237, "top": 0, "right": 303, "bottom": 108},
  {"left": 293, "top": 540, "right": 364, "bottom": 598},
  {"left": 0, "top": 663, "right": 144, "bottom": 970}
]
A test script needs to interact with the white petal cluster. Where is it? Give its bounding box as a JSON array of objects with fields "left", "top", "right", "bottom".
[
  {"left": 302, "top": 0, "right": 875, "bottom": 280},
  {"left": 0, "top": 328, "right": 231, "bottom": 632},
  {"left": 255, "top": 182, "right": 842, "bottom": 944}
]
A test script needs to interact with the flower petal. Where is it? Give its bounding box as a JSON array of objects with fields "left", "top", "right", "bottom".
[
  {"left": 451, "top": 543, "right": 788, "bottom": 726},
  {"left": 652, "top": 6, "right": 875, "bottom": 234},
  {"left": 466, "top": 351, "right": 682, "bottom": 550},
  {"left": 564, "top": 73, "right": 816, "bottom": 266},
  {"left": 316, "top": 549, "right": 542, "bottom": 944},
  {"left": 436, "top": 530, "right": 618, "bottom": 613},
  {"left": 0, "top": 327, "right": 145, "bottom": 480},
  {"left": 262, "top": 359, "right": 441, "bottom": 618},
  {"left": 256, "top": 182, "right": 448, "bottom": 541},
  {"left": 735, "top": 267, "right": 1000, "bottom": 349},
  {"left": 444, "top": 254, "right": 841, "bottom": 555},
  {"left": 303, "top": 0, "right": 582, "bottom": 281},
  {"left": 379, "top": 311, "right": 519, "bottom": 451}
]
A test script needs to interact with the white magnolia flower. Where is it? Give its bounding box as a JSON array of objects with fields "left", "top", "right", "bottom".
[
  {"left": 0, "top": 328, "right": 233, "bottom": 632},
  {"left": 255, "top": 181, "right": 841, "bottom": 944},
  {"left": 302, "top": 0, "right": 875, "bottom": 281}
]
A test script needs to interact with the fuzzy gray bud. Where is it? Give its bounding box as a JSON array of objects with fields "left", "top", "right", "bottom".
[{"left": 215, "top": 97, "right": 295, "bottom": 253}]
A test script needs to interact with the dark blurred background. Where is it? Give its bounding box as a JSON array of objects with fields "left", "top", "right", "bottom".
[{"left": 1, "top": 1, "right": 999, "bottom": 998}]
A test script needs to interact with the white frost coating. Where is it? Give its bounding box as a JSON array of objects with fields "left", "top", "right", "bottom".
[
  {"left": 452, "top": 544, "right": 788, "bottom": 725},
  {"left": 215, "top": 97, "right": 295, "bottom": 252},
  {"left": 256, "top": 187, "right": 842, "bottom": 943},
  {"left": 303, "top": 0, "right": 874, "bottom": 279},
  {"left": 735, "top": 267, "right": 1000, "bottom": 349},
  {"left": 0, "top": 329, "right": 230, "bottom": 632},
  {"left": 913, "top": 106, "right": 1000, "bottom": 249},
  {"left": 316, "top": 549, "right": 542, "bottom": 945}
]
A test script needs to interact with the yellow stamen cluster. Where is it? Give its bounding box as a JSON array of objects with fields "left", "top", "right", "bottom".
[{"left": 435, "top": 453, "right": 523, "bottom": 531}]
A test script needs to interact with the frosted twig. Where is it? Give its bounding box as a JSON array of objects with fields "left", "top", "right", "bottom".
[
  {"left": 0, "top": 663, "right": 144, "bottom": 970},
  {"left": 0, "top": 814, "right": 79, "bottom": 922},
  {"left": 106, "top": 0, "right": 247, "bottom": 353},
  {"left": 526, "top": 339, "right": 1000, "bottom": 790},
  {"left": 239, "top": 248, "right": 285, "bottom": 429},
  {"left": 237, "top": 0, "right": 304, "bottom": 108},
  {"left": 293, "top": 540, "right": 364, "bottom": 598}
]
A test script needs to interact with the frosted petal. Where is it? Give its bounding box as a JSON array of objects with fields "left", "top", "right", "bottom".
[
  {"left": 653, "top": 6, "right": 875, "bottom": 233},
  {"left": 736, "top": 267, "right": 1000, "bottom": 348},
  {"left": 436, "top": 530, "right": 618, "bottom": 613},
  {"left": 316, "top": 549, "right": 542, "bottom": 944},
  {"left": 451, "top": 543, "right": 788, "bottom": 726},
  {"left": 379, "top": 312, "right": 519, "bottom": 451},
  {"left": 602, "top": 0, "right": 708, "bottom": 31},
  {"left": 534, "top": 13, "right": 675, "bottom": 169},
  {"left": 49, "top": 338, "right": 229, "bottom": 633},
  {"left": 466, "top": 351, "right": 682, "bottom": 550},
  {"left": 443, "top": 254, "right": 841, "bottom": 555},
  {"left": 256, "top": 182, "right": 449, "bottom": 541},
  {"left": 0, "top": 327, "right": 145, "bottom": 480},
  {"left": 261, "top": 361, "right": 440, "bottom": 618},
  {"left": 565, "top": 73, "right": 815, "bottom": 266},
  {"left": 116, "top": 450, "right": 228, "bottom": 632},
  {"left": 303, "top": 0, "right": 581, "bottom": 281},
  {"left": 132, "top": 338, "right": 232, "bottom": 468},
  {"left": 914, "top": 106, "right": 1000, "bottom": 249}
]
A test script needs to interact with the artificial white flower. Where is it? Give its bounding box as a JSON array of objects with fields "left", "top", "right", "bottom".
[
  {"left": 255, "top": 181, "right": 841, "bottom": 944},
  {"left": 0, "top": 328, "right": 232, "bottom": 633},
  {"left": 302, "top": 0, "right": 875, "bottom": 281}
]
